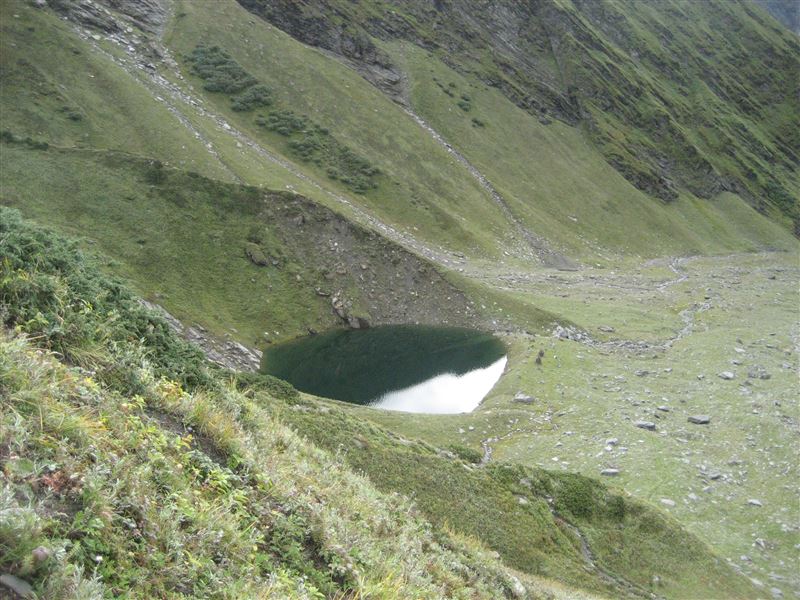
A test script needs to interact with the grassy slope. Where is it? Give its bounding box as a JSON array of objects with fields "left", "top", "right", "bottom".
[
  {"left": 0, "top": 1, "right": 231, "bottom": 181},
  {"left": 2, "top": 143, "right": 525, "bottom": 345},
  {"left": 2, "top": 0, "right": 795, "bottom": 270},
  {"left": 274, "top": 394, "right": 760, "bottom": 599},
  {"left": 165, "top": 0, "right": 516, "bottom": 260},
  {"left": 232, "top": 0, "right": 798, "bottom": 225},
  {"left": 0, "top": 209, "right": 597, "bottom": 599},
  {"left": 0, "top": 143, "right": 323, "bottom": 343},
  {"left": 394, "top": 42, "right": 797, "bottom": 263}
]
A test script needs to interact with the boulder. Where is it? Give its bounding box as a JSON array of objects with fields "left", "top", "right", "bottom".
[
  {"left": 688, "top": 415, "right": 711, "bottom": 425},
  {"left": 244, "top": 243, "right": 269, "bottom": 266}
]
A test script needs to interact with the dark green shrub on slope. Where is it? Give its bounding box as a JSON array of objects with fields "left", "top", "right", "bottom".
[{"left": 0, "top": 207, "right": 212, "bottom": 390}]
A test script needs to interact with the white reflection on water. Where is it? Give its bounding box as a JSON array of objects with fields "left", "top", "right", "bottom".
[{"left": 370, "top": 356, "right": 507, "bottom": 414}]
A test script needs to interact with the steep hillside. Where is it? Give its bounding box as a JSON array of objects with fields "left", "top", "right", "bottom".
[
  {"left": 238, "top": 0, "right": 799, "bottom": 229},
  {"left": 1, "top": 139, "right": 522, "bottom": 348},
  {"left": 2, "top": 0, "right": 794, "bottom": 269},
  {"left": 753, "top": 0, "right": 800, "bottom": 33}
]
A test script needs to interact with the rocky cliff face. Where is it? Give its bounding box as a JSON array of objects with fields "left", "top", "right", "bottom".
[
  {"left": 237, "top": 0, "right": 798, "bottom": 227},
  {"left": 46, "top": 0, "right": 167, "bottom": 33}
]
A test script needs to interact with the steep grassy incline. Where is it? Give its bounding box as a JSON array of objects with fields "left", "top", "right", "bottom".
[
  {"left": 1, "top": 212, "right": 559, "bottom": 600},
  {"left": 0, "top": 0, "right": 230, "bottom": 181},
  {"left": 237, "top": 0, "right": 799, "bottom": 230},
  {"left": 393, "top": 42, "right": 797, "bottom": 261},
  {"left": 0, "top": 210, "right": 759, "bottom": 600}
]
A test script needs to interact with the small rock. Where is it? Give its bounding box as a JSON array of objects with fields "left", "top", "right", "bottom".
[
  {"left": 512, "top": 392, "right": 534, "bottom": 404},
  {"left": 747, "top": 367, "right": 771, "bottom": 380},
  {"left": 0, "top": 574, "right": 33, "bottom": 598},
  {"left": 688, "top": 415, "right": 711, "bottom": 425},
  {"left": 32, "top": 546, "right": 51, "bottom": 563},
  {"left": 657, "top": 405, "right": 671, "bottom": 412},
  {"left": 509, "top": 575, "right": 526, "bottom": 599},
  {"left": 770, "top": 587, "right": 783, "bottom": 598},
  {"left": 718, "top": 371, "right": 735, "bottom": 380},
  {"left": 635, "top": 369, "right": 649, "bottom": 377},
  {"left": 660, "top": 498, "right": 676, "bottom": 507},
  {"left": 601, "top": 468, "right": 620, "bottom": 476},
  {"left": 635, "top": 420, "right": 656, "bottom": 431},
  {"left": 606, "top": 437, "right": 619, "bottom": 446},
  {"left": 598, "top": 325, "right": 615, "bottom": 333},
  {"left": 747, "top": 499, "right": 763, "bottom": 507}
]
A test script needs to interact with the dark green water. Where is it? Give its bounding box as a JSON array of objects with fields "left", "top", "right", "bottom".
[{"left": 260, "top": 325, "right": 507, "bottom": 413}]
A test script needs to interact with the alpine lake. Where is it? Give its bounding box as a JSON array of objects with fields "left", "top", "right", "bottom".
[{"left": 260, "top": 325, "right": 507, "bottom": 414}]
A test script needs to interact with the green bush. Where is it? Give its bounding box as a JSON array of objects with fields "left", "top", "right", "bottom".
[
  {"left": 186, "top": 45, "right": 257, "bottom": 94},
  {"left": 0, "top": 208, "right": 212, "bottom": 391},
  {"left": 231, "top": 84, "right": 273, "bottom": 112},
  {"left": 448, "top": 444, "right": 483, "bottom": 464},
  {"left": 553, "top": 474, "right": 595, "bottom": 519},
  {"left": 186, "top": 45, "right": 272, "bottom": 112},
  {"left": 230, "top": 371, "right": 299, "bottom": 400}
]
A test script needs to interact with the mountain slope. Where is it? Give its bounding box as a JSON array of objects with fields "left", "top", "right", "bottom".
[{"left": 237, "top": 0, "right": 799, "bottom": 229}]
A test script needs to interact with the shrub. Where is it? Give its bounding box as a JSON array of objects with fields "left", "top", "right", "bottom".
[
  {"left": 144, "top": 159, "right": 167, "bottom": 185},
  {"left": 0, "top": 208, "right": 213, "bottom": 390},
  {"left": 448, "top": 444, "right": 483, "bottom": 464},
  {"left": 186, "top": 45, "right": 257, "bottom": 94},
  {"left": 231, "top": 84, "right": 273, "bottom": 112}
]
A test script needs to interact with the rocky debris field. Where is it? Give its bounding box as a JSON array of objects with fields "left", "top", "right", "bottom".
[{"left": 365, "top": 252, "right": 800, "bottom": 599}]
